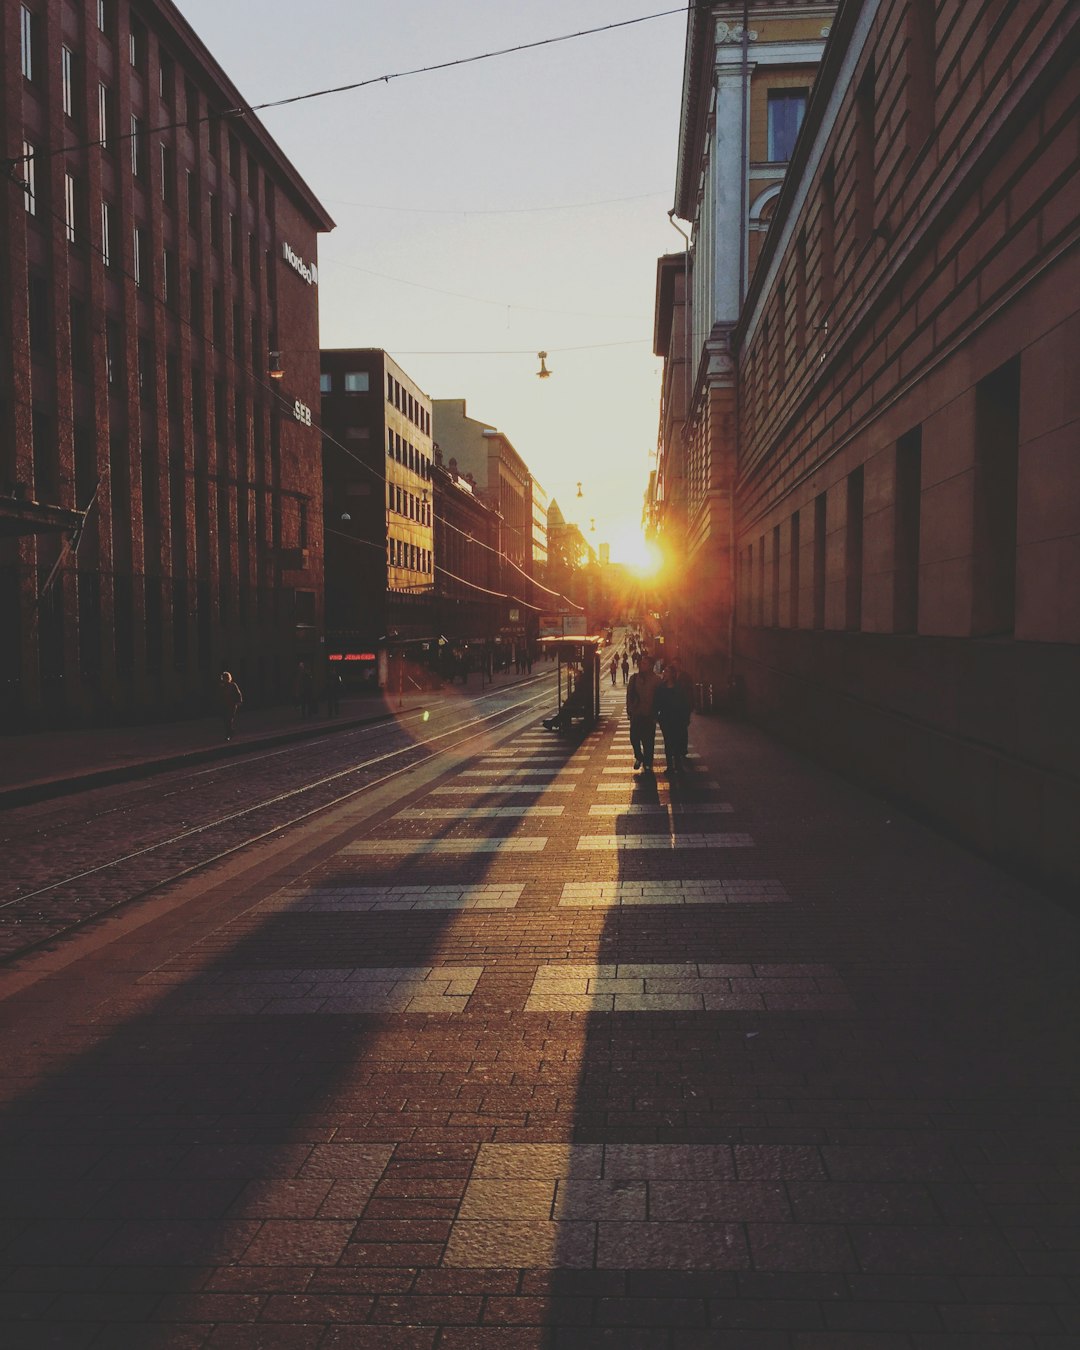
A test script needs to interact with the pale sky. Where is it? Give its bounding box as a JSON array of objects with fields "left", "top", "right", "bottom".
[{"left": 173, "top": 0, "right": 689, "bottom": 562}]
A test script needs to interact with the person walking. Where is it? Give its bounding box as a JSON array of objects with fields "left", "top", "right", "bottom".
[
  {"left": 626, "top": 652, "right": 661, "bottom": 772},
  {"left": 656, "top": 659, "right": 693, "bottom": 773},
  {"left": 609, "top": 654, "right": 619, "bottom": 686},
  {"left": 295, "top": 661, "right": 315, "bottom": 717},
  {"left": 621, "top": 652, "right": 629, "bottom": 684},
  {"left": 219, "top": 670, "right": 243, "bottom": 742}
]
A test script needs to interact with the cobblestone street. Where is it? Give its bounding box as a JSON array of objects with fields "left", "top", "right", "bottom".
[{"left": 1, "top": 682, "right": 1078, "bottom": 1347}]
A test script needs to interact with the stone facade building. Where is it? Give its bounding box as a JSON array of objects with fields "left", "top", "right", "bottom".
[
  {"left": 320, "top": 349, "right": 434, "bottom": 659},
  {"left": 656, "top": 0, "right": 1080, "bottom": 888},
  {"left": 1, "top": 0, "right": 332, "bottom": 727}
]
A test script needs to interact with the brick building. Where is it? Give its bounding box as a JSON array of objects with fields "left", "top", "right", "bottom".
[
  {"left": 656, "top": 0, "right": 836, "bottom": 683},
  {"left": 430, "top": 448, "right": 500, "bottom": 654},
  {"left": 1, "top": 0, "right": 333, "bottom": 727},
  {"left": 658, "top": 0, "right": 1080, "bottom": 888},
  {"left": 320, "top": 349, "right": 435, "bottom": 662}
]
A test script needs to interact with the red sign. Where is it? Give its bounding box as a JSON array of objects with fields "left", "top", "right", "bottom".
[{"left": 329, "top": 653, "right": 376, "bottom": 662}]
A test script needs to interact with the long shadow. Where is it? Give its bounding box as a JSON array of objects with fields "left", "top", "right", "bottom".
[{"left": 0, "top": 684, "right": 579, "bottom": 1347}]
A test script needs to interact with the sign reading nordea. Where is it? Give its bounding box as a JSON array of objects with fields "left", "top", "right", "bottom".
[{"left": 282, "top": 241, "right": 318, "bottom": 286}]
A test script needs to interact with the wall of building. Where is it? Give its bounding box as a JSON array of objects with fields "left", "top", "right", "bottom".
[
  {"left": 733, "top": 0, "right": 1080, "bottom": 889},
  {"left": 0, "top": 0, "right": 331, "bottom": 727}
]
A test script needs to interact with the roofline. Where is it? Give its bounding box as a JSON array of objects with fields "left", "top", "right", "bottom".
[
  {"left": 654, "top": 252, "right": 687, "bottom": 357},
  {"left": 152, "top": 0, "right": 335, "bottom": 232}
]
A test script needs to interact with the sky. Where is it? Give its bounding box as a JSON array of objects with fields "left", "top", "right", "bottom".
[{"left": 172, "top": 0, "right": 690, "bottom": 563}]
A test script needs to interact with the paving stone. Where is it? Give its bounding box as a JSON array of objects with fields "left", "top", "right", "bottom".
[{"left": 443, "top": 1221, "right": 595, "bottom": 1268}]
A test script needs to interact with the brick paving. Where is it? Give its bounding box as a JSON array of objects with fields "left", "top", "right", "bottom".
[{"left": 0, "top": 668, "right": 1078, "bottom": 1347}]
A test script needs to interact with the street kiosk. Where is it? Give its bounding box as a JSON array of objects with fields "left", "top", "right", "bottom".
[{"left": 540, "top": 635, "right": 602, "bottom": 733}]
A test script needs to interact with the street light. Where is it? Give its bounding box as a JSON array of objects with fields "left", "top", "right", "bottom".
[{"left": 268, "top": 351, "right": 285, "bottom": 380}]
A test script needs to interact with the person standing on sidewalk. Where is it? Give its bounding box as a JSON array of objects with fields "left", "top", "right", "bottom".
[
  {"left": 295, "top": 661, "right": 315, "bottom": 717},
  {"left": 219, "top": 671, "right": 243, "bottom": 742},
  {"left": 621, "top": 652, "right": 630, "bottom": 684},
  {"left": 626, "top": 652, "right": 661, "bottom": 772},
  {"left": 325, "top": 664, "right": 342, "bottom": 717},
  {"left": 656, "top": 659, "right": 693, "bottom": 773},
  {"left": 610, "top": 654, "right": 619, "bottom": 685}
]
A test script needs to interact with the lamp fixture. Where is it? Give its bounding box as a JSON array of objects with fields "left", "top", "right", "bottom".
[
  {"left": 268, "top": 351, "right": 284, "bottom": 379},
  {"left": 576, "top": 481, "right": 583, "bottom": 498},
  {"left": 536, "top": 351, "right": 551, "bottom": 379}
]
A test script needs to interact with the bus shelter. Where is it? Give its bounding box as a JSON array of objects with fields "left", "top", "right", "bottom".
[{"left": 540, "top": 636, "right": 602, "bottom": 733}]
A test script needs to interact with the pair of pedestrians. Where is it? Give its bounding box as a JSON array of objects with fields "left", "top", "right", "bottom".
[{"left": 626, "top": 655, "right": 693, "bottom": 773}]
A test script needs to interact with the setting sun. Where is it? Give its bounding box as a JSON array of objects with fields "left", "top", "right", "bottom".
[{"left": 608, "top": 524, "right": 662, "bottom": 576}]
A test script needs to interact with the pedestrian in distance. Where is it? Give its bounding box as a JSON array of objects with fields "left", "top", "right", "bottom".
[
  {"left": 219, "top": 670, "right": 243, "bottom": 742},
  {"left": 626, "top": 652, "right": 661, "bottom": 772},
  {"left": 656, "top": 659, "right": 693, "bottom": 774},
  {"left": 295, "top": 661, "right": 315, "bottom": 717},
  {"left": 610, "top": 654, "right": 619, "bottom": 685},
  {"left": 621, "top": 652, "right": 630, "bottom": 684}
]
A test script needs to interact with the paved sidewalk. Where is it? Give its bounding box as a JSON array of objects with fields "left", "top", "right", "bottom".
[
  {"left": 0, "top": 682, "right": 1077, "bottom": 1347},
  {"left": 0, "top": 665, "right": 548, "bottom": 806}
]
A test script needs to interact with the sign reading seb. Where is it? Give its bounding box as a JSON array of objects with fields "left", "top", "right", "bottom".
[{"left": 282, "top": 241, "right": 318, "bottom": 286}]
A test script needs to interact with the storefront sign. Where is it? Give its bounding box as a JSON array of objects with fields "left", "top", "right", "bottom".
[
  {"left": 293, "top": 399, "right": 312, "bottom": 426},
  {"left": 282, "top": 241, "right": 318, "bottom": 286}
]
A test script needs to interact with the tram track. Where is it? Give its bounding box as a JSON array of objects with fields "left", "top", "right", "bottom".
[{"left": 0, "top": 680, "right": 553, "bottom": 966}]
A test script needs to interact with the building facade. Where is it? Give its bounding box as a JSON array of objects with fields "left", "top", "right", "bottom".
[
  {"left": 430, "top": 449, "right": 500, "bottom": 653},
  {"left": 432, "top": 398, "right": 537, "bottom": 648},
  {"left": 656, "top": 0, "right": 836, "bottom": 683},
  {"left": 320, "top": 349, "right": 434, "bottom": 660},
  {"left": 659, "top": 0, "right": 1080, "bottom": 889},
  {"left": 1, "top": 0, "right": 333, "bottom": 727}
]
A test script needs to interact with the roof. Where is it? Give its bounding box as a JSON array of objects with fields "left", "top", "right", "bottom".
[{"left": 154, "top": 0, "right": 335, "bottom": 233}]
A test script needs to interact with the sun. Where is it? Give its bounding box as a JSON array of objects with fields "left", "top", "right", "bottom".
[{"left": 608, "top": 524, "right": 662, "bottom": 577}]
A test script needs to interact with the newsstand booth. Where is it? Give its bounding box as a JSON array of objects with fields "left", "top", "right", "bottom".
[{"left": 539, "top": 635, "right": 602, "bottom": 733}]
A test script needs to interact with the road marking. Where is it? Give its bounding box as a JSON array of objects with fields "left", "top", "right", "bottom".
[
  {"left": 344, "top": 837, "right": 547, "bottom": 854},
  {"left": 525, "top": 962, "right": 849, "bottom": 1012},
  {"left": 559, "top": 879, "right": 788, "bottom": 906},
  {"left": 262, "top": 884, "right": 525, "bottom": 911},
  {"left": 577, "top": 834, "right": 754, "bottom": 850},
  {"left": 397, "top": 806, "right": 564, "bottom": 819},
  {"left": 587, "top": 803, "right": 733, "bottom": 816}
]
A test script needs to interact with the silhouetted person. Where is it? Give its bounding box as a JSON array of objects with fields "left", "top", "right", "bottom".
[
  {"left": 626, "top": 652, "right": 661, "bottom": 772},
  {"left": 657, "top": 659, "right": 693, "bottom": 773},
  {"left": 219, "top": 671, "right": 243, "bottom": 741},
  {"left": 325, "top": 665, "right": 342, "bottom": 717},
  {"left": 295, "top": 661, "right": 315, "bottom": 717}
]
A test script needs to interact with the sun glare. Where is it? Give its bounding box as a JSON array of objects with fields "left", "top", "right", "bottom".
[{"left": 609, "top": 525, "right": 662, "bottom": 577}]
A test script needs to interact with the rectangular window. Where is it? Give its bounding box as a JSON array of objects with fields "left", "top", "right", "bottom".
[
  {"left": 22, "top": 141, "right": 35, "bottom": 215},
  {"left": 789, "top": 510, "right": 801, "bottom": 628},
  {"left": 820, "top": 160, "right": 836, "bottom": 310},
  {"left": 973, "top": 359, "right": 1021, "bottom": 636},
  {"left": 61, "top": 46, "right": 76, "bottom": 117},
  {"left": 813, "top": 492, "right": 827, "bottom": 629},
  {"left": 767, "top": 88, "right": 808, "bottom": 162},
  {"left": 133, "top": 226, "right": 144, "bottom": 286},
  {"left": 186, "top": 169, "right": 198, "bottom": 225},
  {"left": 100, "top": 200, "right": 113, "bottom": 266},
  {"left": 97, "top": 0, "right": 107, "bottom": 32},
  {"left": 906, "top": 0, "right": 936, "bottom": 151},
  {"left": 64, "top": 174, "right": 78, "bottom": 243},
  {"left": 97, "top": 83, "right": 112, "bottom": 144},
  {"left": 161, "top": 143, "right": 175, "bottom": 206},
  {"left": 130, "top": 115, "right": 142, "bottom": 176},
  {"left": 320, "top": 373, "right": 332, "bottom": 393},
  {"left": 129, "top": 18, "right": 146, "bottom": 71},
  {"left": 105, "top": 318, "right": 123, "bottom": 386},
  {"left": 163, "top": 248, "right": 178, "bottom": 306},
  {"left": 344, "top": 371, "right": 370, "bottom": 393},
  {"left": 855, "top": 61, "right": 876, "bottom": 245},
  {"left": 845, "top": 467, "right": 864, "bottom": 631},
  {"left": 209, "top": 193, "right": 221, "bottom": 248},
  {"left": 20, "top": 6, "right": 34, "bottom": 81},
  {"left": 894, "top": 427, "right": 922, "bottom": 633},
  {"left": 159, "top": 52, "right": 174, "bottom": 105}
]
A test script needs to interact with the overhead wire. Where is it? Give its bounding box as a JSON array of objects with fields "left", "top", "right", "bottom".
[
  {"left": 4, "top": 5, "right": 695, "bottom": 175},
  {"left": 16, "top": 173, "right": 586, "bottom": 615}
]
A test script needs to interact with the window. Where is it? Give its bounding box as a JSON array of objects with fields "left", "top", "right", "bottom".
[
  {"left": 820, "top": 160, "right": 836, "bottom": 310},
  {"left": 344, "top": 371, "right": 370, "bottom": 393},
  {"left": 128, "top": 18, "right": 146, "bottom": 72},
  {"left": 229, "top": 212, "right": 239, "bottom": 264},
  {"left": 133, "top": 226, "right": 145, "bottom": 286},
  {"left": 61, "top": 46, "right": 76, "bottom": 117},
  {"left": 209, "top": 193, "right": 221, "bottom": 248},
  {"left": 97, "top": 83, "right": 112, "bottom": 144},
  {"left": 130, "top": 115, "right": 143, "bottom": 176},
  {"left": 100, "top": 200, "right": 114, "bottom": 266},
  {"left": 186, "top": 169, "right": 198, "bottom": 226},
  {"left": 845, "top": 467, "right": 864, "bottom": 630},
  {"left": 161, "top": 144, "right": 175, "bottom": 206},
  {"left": 20, "top": 6, "right": 34, "bottom": 81},
  {"left": 97, "top": 0, "right": 108, "bottom": 32},
  {"left": 906, "top": 0, "right": 936, "bottom": 151},
  {"left": 163, "top": 248, "right": 178, "bottom": 306},
  {"left": 813, "top": 492, "right": 827, "bottom": 629},
  {"left": 854, "top": 61, "right": 876, "bottom": 244},
  {"left": 794, "top": 228, "right": 807, "bottom": 353},
  {"left": 767, "top": 88, "right": 808, "bottom": 162},
  {"left": 70, "top": 298, "right": 89, "bottom": 375},
  {"left": 22, "top": 141, "right": 35, "bottom": 215},
  {"left": 319, "top": 373, "right": 332, "bottom": 394},
  {"left": 789, "top": 510, "right": 801, "bottom": 628},
  {"left": 64, "top": 174, "right": 78, "bottom": 243},
  {"left": 973, "top": 359, "right": 1021, "bottom": 636},
  {"left": 105, "top": 318, "right": 123, "bottom": 385},
  {"left": 894, "top": 428, "right": 922, "bottom": 632},
  {"left": 159, "top": 52, "right": 174, "bottom": 105}
]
